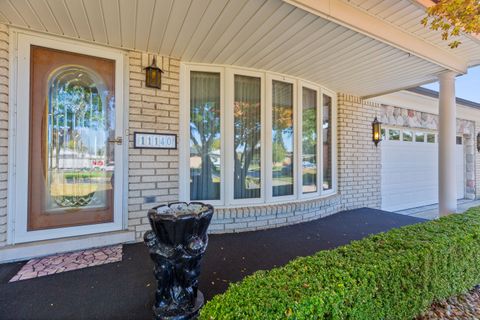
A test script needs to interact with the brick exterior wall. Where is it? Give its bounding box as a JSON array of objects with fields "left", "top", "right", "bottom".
[
  {"left": 0, "top": 32, "right": 429, "bottom": 246},
  {"left": 0, "top": 44, "right": 385, "bottom": 244},
  {"left": 0, "top": 25, "right": 8, "bottom": 247},
  {"left": 124, "top": 74, "right": 384, "bottom": 237},
  {"left": 207, "top": 94, "right": 382, "bottom": 234},
  {"left": 337, "top": 94, "right": 382, "bottom": 210},
  {"left": 209, "top": 195, "right": 343, "bottom": 234},
  {"left": 127, "top": 53, "right": 180, "bottom": 241}
]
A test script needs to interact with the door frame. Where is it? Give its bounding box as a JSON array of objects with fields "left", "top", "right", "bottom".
[{"left": 8, "top": 29, "right": 129, "bottom": 244}]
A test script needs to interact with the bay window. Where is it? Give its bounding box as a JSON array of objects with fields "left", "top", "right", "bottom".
[{"left": 181, "top": 64, "right": 336, "bottom": 206}]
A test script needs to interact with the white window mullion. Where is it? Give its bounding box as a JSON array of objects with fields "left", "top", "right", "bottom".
[
  {"left": 265, "top": 75, "right": 274, "bottom": 202},
  {"left": 331, "top": 93, "right": 337, "bottom": 194},
  {"left": 296, "top": 83, "right": 303, "bottom": 198},
  {"left": 317, "top": 89, "right": 323, "bottom": 197},
  {"left": 219, "top": 69, "right": 226, "bottom": 205},
  {"left": 224, "top": 68, "right": 234, "bottom": 206}
]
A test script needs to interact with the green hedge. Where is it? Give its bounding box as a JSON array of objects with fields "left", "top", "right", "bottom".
[{"left": 200, "top": 207, "right": 480, "bottom": 319}]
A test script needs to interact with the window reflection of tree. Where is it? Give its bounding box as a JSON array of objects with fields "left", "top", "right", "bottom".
[
  {"left": 189, "top": 72, "right": 221, "bottom": 200},
  {"left": 47, "top": 66, "right": 111, "bottom": 208}
]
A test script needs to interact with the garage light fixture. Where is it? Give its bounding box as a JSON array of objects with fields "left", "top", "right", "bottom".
[
  {"left": 477, "top": 132, "right": 480, "bottom": 152},
  {"left": 372, "top": 117, "right": 382, "bottom": 147},
  {"left": 144, "top": 56, "right": 164, "bottom": 89}
]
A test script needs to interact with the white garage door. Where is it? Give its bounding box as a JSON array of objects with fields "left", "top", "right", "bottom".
[{"left": 381, "top": 129, "right": 464, "bottom": 212}]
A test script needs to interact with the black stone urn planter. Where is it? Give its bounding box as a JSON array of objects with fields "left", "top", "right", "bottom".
[{"left": 144, "top": 202, "right": 213, "bottom": 320}]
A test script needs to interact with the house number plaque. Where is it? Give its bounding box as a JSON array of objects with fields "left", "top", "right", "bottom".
[{"left": 134, "top": 132, "right": 177, "bottom": 149}]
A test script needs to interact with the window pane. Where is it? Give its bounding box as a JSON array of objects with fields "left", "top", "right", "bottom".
[
  {"left": 323, "top": 94, "right": 332, "bottom": 191},
  {"left": 47, "top": 67, "right": 113, "bottom": 211},
  {"left": 389, "top": 129, "right": 400, "bottom": 141},
  {"left": 456, "top": 136, "right": 463, "bottom": 145},
  {"left": 234, "top": 75, "right": 261, "bottom": 199},
  {"left": 415, "top": 132, "right": 425, "bottom": 142},
  {"left": 302, "top": 87, "right": 317, "bottom": 193},
  {"left": 272, "top": 80, "right": 294, "bottom": 197},
  {"left": 427, "top": 133, "right": 435, "bottom": 143},
  {"left": 190, "top": 71, "right": 221, "bottom": 200},
  {"left": 402, "top": 130, "right": 413, "bottom": 142}
]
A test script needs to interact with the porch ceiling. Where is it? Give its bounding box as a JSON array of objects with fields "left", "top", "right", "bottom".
[
  {"left": 0, "top": 0, "right": 453, "bottom": 97},
  {"left": 348, "top": 0, "right": 480, "bottom": 67}
]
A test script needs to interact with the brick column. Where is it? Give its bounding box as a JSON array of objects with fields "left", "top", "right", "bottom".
[
  {"left": 127, "top": 53, "right": 180, "bottom": 240},
  {"left": 337, "top": 94, "right": 382, "bottom": 210}
]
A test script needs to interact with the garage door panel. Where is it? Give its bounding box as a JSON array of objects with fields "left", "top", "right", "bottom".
[{"left": 381, "top": 138, "right": 464, "bottom": 211}]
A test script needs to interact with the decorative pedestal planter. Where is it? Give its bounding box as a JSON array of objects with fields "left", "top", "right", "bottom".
[{"left": 144, "top": 202, "right": 213, "bottom": 320}]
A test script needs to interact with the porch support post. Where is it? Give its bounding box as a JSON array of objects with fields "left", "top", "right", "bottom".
[{"left": 438, "top": 71, "right": 457, "bottom": 216}]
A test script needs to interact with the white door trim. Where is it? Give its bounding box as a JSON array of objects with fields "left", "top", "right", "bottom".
[{"left": 8, "top": 30, "right": 128, "bottom": 244}]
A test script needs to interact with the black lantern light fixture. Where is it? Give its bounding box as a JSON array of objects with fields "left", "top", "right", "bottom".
[
  {"left": 477, "top": 132, "right": 480, "bottom": 152},
  {"left": 144, "top": 56, "right": 164, "bottom": 89},
  {"left": 372, "top": 116, "right": 382, "bottom": 146}
]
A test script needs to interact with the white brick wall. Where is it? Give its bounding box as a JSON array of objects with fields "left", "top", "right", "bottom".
[
  {"left": 337, "top": 94, "right": 382, "bottom": 209},
  {"left": 0, "top": 25, "right": 8, "bottom": 247},
  {"left": 127, "top": 53, "right": 180, "bottom": 240},
  {"left": 0, "top": 38, "right": 384, "bottom": 245}
]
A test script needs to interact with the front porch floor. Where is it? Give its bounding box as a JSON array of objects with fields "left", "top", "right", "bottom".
[{"left": 0, "top": 208, "right": 424, "bottom": 320}]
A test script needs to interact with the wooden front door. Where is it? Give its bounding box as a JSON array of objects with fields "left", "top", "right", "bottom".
[{"left": 28, "top": 46, "right": 117, "bottom": 230}]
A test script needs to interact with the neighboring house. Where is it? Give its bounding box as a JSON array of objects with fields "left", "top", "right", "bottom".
[{"left": 1, "top": 0, "right": 480, "bottom": 262}]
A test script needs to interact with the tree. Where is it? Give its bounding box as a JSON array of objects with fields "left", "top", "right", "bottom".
[{"left": 421, "top": 0, "right": 480, "bottom": 48}]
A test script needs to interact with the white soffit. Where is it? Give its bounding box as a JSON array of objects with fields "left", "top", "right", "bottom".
[
  {"left": 0, "top": 0, "right": 456, "bottom": 97},
  {"left": 345, "top": 0, "right": 480, "bottom": 67}
]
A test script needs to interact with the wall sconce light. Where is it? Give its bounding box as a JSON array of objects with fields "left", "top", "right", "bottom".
[
  {"left": 477, "top": 132, "right": 480, "bottom": 152},
  {"left": 372, "top": 116, "right": 382, "bottom": 146},
  {"left": 144, "top": 56, "right": 164, "bottom": 89}
]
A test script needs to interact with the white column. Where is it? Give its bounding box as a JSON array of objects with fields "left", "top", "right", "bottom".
[{"left": 438, "top": 71, "right": 457, "bottom": 216}]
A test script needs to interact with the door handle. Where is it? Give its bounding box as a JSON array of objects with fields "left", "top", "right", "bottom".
[{"left": 108, "top": 137, "right": 123, "bottom": 145}]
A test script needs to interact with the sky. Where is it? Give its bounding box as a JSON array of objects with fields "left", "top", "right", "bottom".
[{"left": 422, "top": 65, "right": 480, "bottom": 103}]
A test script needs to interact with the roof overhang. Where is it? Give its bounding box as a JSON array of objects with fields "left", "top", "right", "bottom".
[
  {"left": 284, "top": 0, "right": 468, "bottom": 74},
  {"left": 1, "top": 0, "right": 478, "bottom": 98}
]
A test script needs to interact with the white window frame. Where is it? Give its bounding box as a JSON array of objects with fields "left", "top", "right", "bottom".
[
  {"left": 179, "top": 63, "right": 338, "bottom": 208},
  {"left": 266, "top": 74, "right": 298, "bottom": 203},
  {"left": 179, "top": 64, "right": 225, "bottom": 207},
  {"left": 297, "top": 81, "right": 322, "bottom": 199},
  {"left": 225, "top": 68, "right": 265, "bottom": 205},
  {"left": 321, "top": 89, "right": 338, "bottom": 196}
]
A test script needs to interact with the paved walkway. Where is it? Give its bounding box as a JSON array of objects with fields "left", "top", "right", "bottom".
[
  {"left": 0, "top": 208, "right": 424, "bottom": 320},
  {"left": 396, "top": 199, "right": 480, "bottom": 220}
]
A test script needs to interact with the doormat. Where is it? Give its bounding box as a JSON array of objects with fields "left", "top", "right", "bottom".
[{"left": 9, "top": 245, "right": 123, "bottom": 282}]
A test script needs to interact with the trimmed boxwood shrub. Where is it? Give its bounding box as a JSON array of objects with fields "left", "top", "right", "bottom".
[{"left": 200, "top": 207, "right": 480, "bottom": 319}]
